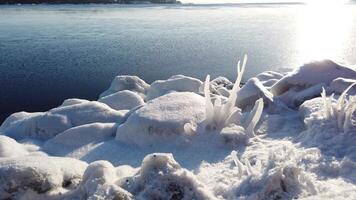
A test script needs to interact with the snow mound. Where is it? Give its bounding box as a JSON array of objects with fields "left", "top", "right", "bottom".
[
  {"left": 0, "top": 155, "right": 88, "bottom": 199},
  {"left": 146, "top": 75, "right": 203, "bottom": 100},
  {"left": 116, "top": 92, "right": 205, "bottom": 147},
  {"left": 98, "top": 90, "right": 144, "bottom": 111},
  {"left": 271, "top": 60, "right": 356, "bottom": 107},
  {"left": 0, "top": 135, "right": 28, "bottom": 158},
  {"left": 99, "top": 75, "right": 150, "bottom": 99},
  {"left": 298, "top": 88, "right": 356, "bottom": 159},
  {"left": 43, "top": 123, "right": 117, "bottom": 156},
  {"left": 121, "top": 153, "right": 216, "bottom": 200}
]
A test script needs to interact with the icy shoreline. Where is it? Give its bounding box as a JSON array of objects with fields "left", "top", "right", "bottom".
[{"left": 0, "top": 59, "right": 355, "bottom": 199}]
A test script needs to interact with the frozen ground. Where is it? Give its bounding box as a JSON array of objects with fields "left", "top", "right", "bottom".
[{"left": 0, "top": 59, "right": 355, "bottom": 200}]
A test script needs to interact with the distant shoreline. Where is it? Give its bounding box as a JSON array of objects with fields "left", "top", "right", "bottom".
[
  {"left": 0, "top": 1, "right": 307, "bottom": 5},
  {"left": 0, "top": 0, "right": 180, "bottom": 4}
]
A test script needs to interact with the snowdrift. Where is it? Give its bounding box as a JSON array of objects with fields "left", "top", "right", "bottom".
[{"left": 0, "top": 59, "right": 355, "bottom": 199}]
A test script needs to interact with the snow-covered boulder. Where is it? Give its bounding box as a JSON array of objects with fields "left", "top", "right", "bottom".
[
  {"left": 121, "top": 153, "right": 216, "bottom": 200},
  {"left": 98, "top": 90, "right": 144, "bottom": 111},
  {"left": 79, "top": 160, "right": 133, "bottom": 200},
  {"left": 270, "top": 60, "right": 356, "bottom": 108},
  {"left": 146, "top": 75, "right": 203, "bottom": 100},
  {"left": 0, "top": 155, "right": 88, "bottom": 199},
  {"left": 116, "top": 92, "right": 205, "bottom": 147},
  {"left": 271, "top": 60, "right": 356, "bottom": 96},
  {"left": 60, "top": 98, "right": 90, "bottom": 107},
  {"left": 327, "top": 78, "right": 356, "bottom": 96},
  {"left": 50, "top": 101, "right": 124, "bottom": 127},
  {"left": 0, "top": 112, "right": 72, "bottom": 140},
  {"left": 0, "top": 135, "right": 28, "bottom": 158},
  {"left": 211, "top": 76, "right": 233, "bottom": 89},
  {"left": 0, "top": 102, "right": 124, "bottom": 140},
  {"left": 235, "top": 78, "right": 273, "bottom": 110},
  {"left": 99, "top": 75, "right": 150, "bottom": 99},
  {"left": 256, "top": 71, "right": 284, "bottom": 88},
  {"left": 43, "top": 123, "right": 117, "bottom": 156}
]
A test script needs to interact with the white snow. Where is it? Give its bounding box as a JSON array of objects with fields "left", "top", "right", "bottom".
[
  {"left": 1, "top": 59, "right": 356, "bottom": 199},
  {"left": 0, "top": 135, "right": 28, "bottom": 157}
]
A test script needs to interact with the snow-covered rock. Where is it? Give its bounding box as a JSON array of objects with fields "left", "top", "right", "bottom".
[
  {"left": 211, "top": 76, "right": 233, "bottom": 89},
  {"left": 43, "top": 123, "right": 117, "bottom": 156},
  {"left": 79, "top": 160, "right": 133, "bottom": 200},
  {"left": 256, "top": 71, "right": 284, "bottom": 88},
  {"left": 0, "top": 135, "right": 28, "bottom": 158},
  {"left": 0, "top": 155, "right": 87, "bottom": 199},
  {"left": 121, "top": 153, "right": 216, "bottom": 200},
  {"left": 0, "top": 102, "right": 124, "bottom": 140},
  {"left": 99, "top": 75, "right": 150, "bottom": 99},
  {"left": 0, "top": 112, "right": 72, "bottom": 140},
  {"left": 50, "top": 101, "right": 124, "bottom": 127},
  {"left": 235, "top": 78, "right": 273, "bottom": 110},
  {"left": 271, "top": 60, "right": 356, "bottom": 96},
  {"left": 327, "top": 78, "right": 356, "bottom": 96},
  {"left": 146, "top": 75, "right": 203, "bottom": 100},
  {"left": 98, "top": 90, "right": 144, "bottom": 111},
  {"left": 60, "top": 98, "right": 90, "bottom": 107},
  {"left": 270, "top": 60, "right": 356, "bottom": 108},
  {"left": 116, "top": 92, "right": 205, "bottom": 147}
]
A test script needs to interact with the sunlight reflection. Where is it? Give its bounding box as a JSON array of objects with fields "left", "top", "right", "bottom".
[{"left": 297, "top": 4, "right": 353, "bottom": 62}]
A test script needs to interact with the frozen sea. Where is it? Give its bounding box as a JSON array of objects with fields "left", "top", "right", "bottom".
[{"left": 1, "top": 3, "right": 356, "bottom": 121}]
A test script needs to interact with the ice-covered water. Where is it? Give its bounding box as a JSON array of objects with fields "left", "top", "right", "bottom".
[{"left": 1, "top": 3, "right": 356, "bottom": 121}]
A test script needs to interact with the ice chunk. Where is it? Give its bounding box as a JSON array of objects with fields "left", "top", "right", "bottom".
[
  {"left": 98, "top": 90, "right": 144, "bottom": 111},
  {"left": 116, "top": 92, "right": 205, "bottom": 147},
  {"left": 146, "top": 75, "right": 203, "bottom": 100},
  {"left": 99, "top": 75, "right": 150, "bottom": 99}
]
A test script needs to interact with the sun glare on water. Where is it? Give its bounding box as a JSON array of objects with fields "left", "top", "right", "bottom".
[{"left": 296, "top": 0, "right": 352, "bottom": 62}]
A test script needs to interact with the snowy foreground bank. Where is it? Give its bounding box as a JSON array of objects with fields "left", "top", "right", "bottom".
[{"left": 0, "top": 59, "right": 356, "bottom": 200}]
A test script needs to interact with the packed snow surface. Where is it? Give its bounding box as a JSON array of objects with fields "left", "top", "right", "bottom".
[{"left": 0, "top": 59, "right": 355, "bottom": 200}]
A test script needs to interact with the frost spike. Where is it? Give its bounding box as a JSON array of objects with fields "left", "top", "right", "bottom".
[
  {"left": 231, "top": 150, "right": 244, "bottom": 177},
  {"left": 245, "top": 98, "right": 264, "bottom": 137},
  {"left": 204, "top": 75, "right": 214, "bottom": 125}
]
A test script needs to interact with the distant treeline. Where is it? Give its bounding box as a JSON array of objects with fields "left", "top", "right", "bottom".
[{"left": 0, "top": 0, "right": 178, "bottom": 4}]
